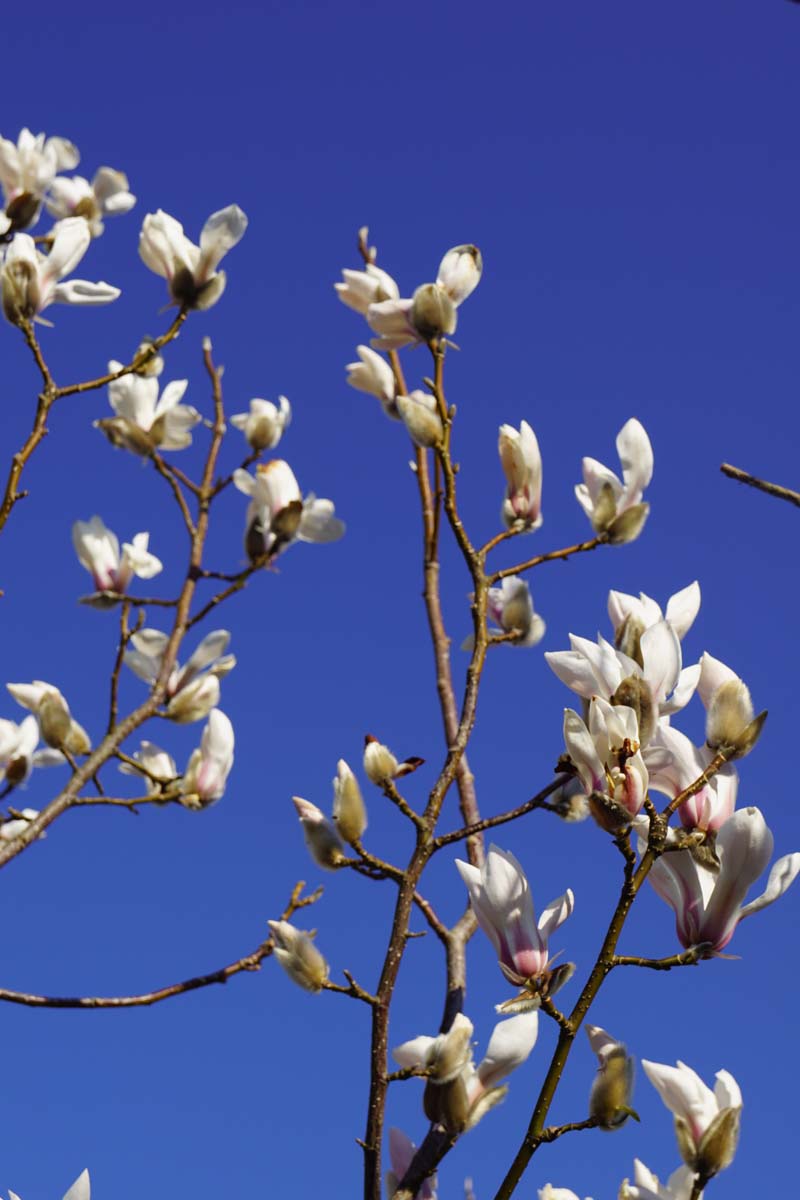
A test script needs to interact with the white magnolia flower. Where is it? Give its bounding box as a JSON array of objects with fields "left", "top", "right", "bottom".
[
  {"left": 436, "top": 244, "right": 483, "bottom": 306},
  {"left": 124, "top": 629, "right": 235, "bottom": 723},
  {"left": 0, "top": 127, "right": 79, "bottom": 228},
  {"left": 608, "top": 582, "right": 700, "bottom": 652},
  {"left": 293, "top": 796, "right": 345, "bottom": 869},
  {"left": 0, "top": 715, "right": 62, "bottom": 788},
  {"left": 1, "top": 218, "right": 120, "bottom": 323},
  {"left": 619, "top": 1159, "right": 697, "bottom": 1200},
  {"left": 696, "top": 652, "right": 765, "bottom": 760},
  {"left": 10, "top": 1167, "right": 91, "bottom": 1200},
  {"left": 366, "top": 296, "right": 418, "bottom": 351},
  {"left": 234, "top": 460, "right": 345, "bottom": 562},
  {"left": 499, "top": 421, "right": 543, "bottom": 530},
  {"left": 72, "top": 516, "right": 162, "bottom": 596},
  {"left": 646, "top": 724, "right": 737, "bottom": 834},
  {"left": 182, "top": 708, "right": 235, "bottom": 807},
  {"left": 118, "top": 740, "right": 178, "bottom": 795},
  {"left": 97, "top": 366, "right": 200, "bottom": 455},
  {"left": 564, "top": 699, "right": 648, "bottom": 823},
  {"left": 575, "top": 418, "right": 653, "bottom": 543},
  {"left": 484, "top": 577, "right": 545, "bottom": 647},
  {"left": 46, "top": 167, "right": 136, "bottom": 236},
  {"left": 7, "top": 681, "right": 90, "bottom": 755},
  {"left": 396, "top": 390, "right": 443, "bottom": 448},
  {"left": 230, "top": 397, "right": 291, "bottom": 452},
  {"left": 335, "top": 263, "right": 399, "bottom": 314},
  {"left": 139, "top": 205, "right": 247, "bottom": 309},
  {"left": 642, "top": 1060, "right": 742, "bottom": 1179},
  {"left": 346, "top": 345, "right": 399, "bottom": 417}
]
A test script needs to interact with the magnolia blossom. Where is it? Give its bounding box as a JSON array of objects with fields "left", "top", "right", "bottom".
[
  {"left": 366, "top": 296, "right": 418, "bottom": 351},
  {"left": 230, "top": 397, "right": 291, "bottom": 452},
  {"left": 1, "top": 218, "right": 120, "bottom": 323},
  {"left": 696, "top": 652, "right": 765, "bottom": 760},
  {"left": 546, "top": 620, "right": 699, "bottom": 744},
  {"left": 586, "top": 1025, "right": 636, "bottom": 1130},
  {"left": 619, "top": 1159, "right": 698, "bottom": 1200},
  {"left": 499, "top": 421, "right": 543, "bottom": 530},
  {"left": 575, "top": 418, "right": 653, "bottom": 543},
  {"left": 268, "top": 920, "right": 328, "bottom": 993},
  {"left": 608, "top": 582, "right": 700, "bottom": 666},
  {"left": 139, "top": 205, "right": 247, "bottom": 309},
  {"left": 642, "top": 1060, "right": 742, "bottom": 1179},
  {"left": 646, "top": 725, "right": 737, "bottom": 834},
  {"left": 0, "top": 807, "right": 41, "bottom": 843},
  {"left": 396, "top": 391, "right": 444, "bottom": 448},
  {"left": 72, "top": 516, "right": 162, "bottom": 597},
  {"left": 436, "top": 244, "right": 483, "bottom": 305},
  {"left": 124, "top": 628, "right": 235, "bottom": 723},
  {"left": 363, "top": 737, "right": 425, "bottom": 785},
  {"left": 345, "top": 345, "right": 398, "bottom": 416},
  {"left": 335, "top": 262, "right": 399, "bottom": 314},
  {"left": 118, "top": 740, "right": 177, "bottom": 795},
  {"left": 182, "top": 709, "right": 235, "bottom": 807},
  {"left": 0, "top": 128, "right": 79, "bottom": 229},
  {"left": 0, "top": 715, "right": 62, "bottom": 788},
  {"left": 485, "top": 577, "right": 545, "bottom": 647},
  {"left": 385, "top": 1128, "right": 437, "bottom": 1200},
  {"left": 293, "top": 796, "right": 345, "bottom": 869},
  {"left": 646, "top": 806, "right": 800, "bottom": 952},
  {"left": 10, "top": 1168, "right": 91, "bottom": 1200},
  {"left": 46, "top": 167, "right": 135, "bottom": 236},
  {"left": 364, "top": 243, "right": 480, "bottom": 350},
  {"left": 563, "top": 699, "right": 648, "bottom": 824},
  {"left": 7, "top": 681, "right": 90, "bottom": 755},
  {"left": 456, "top": 845, "right": 573, "bottom": 991},
  {"left": 332, "top": 758, "right": 367, "bottom": 844},
  {"left": 393, "top": 1010, "right": 538, "bottom": 1132},
  {"left": 97, "top": 366, "right": 200, "bottom": 455},
  {"left": 234, "top": 460, "right": 345, "bottom": 562}
]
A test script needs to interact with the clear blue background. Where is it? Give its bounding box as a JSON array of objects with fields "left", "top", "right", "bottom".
[{"left": 1, "top": 1, "right": 798, "bottom": 1197}]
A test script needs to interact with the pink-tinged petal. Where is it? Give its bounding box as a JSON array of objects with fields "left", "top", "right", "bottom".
[
  {"left": 700, "top": 807, "right": 774, "bottom": 948},
  {"left": 665, "top": 582, "right": 701, "bottom": 639},
  {"left": 563, "top": 708, "right": 603, "bottom": 792},
  {"left": 42, "top": 217, "right": 90, "bottom": 282},
  {"left": 739, "top": 852, "right": 800, "bottom": 921}
]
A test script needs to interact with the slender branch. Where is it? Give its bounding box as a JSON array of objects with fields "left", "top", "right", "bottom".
[
  {"left": 720, "top": 462, "right": 800, "bottom": 509},
  {"left": 538, "top": 1117, "right": 599, "bottom": 1143},
  {"left": 380, "top": 778, "right": 425, "bottom": 828},
  {"left": 186, "top": 557, "right": 269, "bottom": 630},
  {"left": 55, "top": 310, "right": 188, "bottom": 398},
  {"left": 322, "top": 971, "right": 377, "bottom": 1006},
  {"left": 489, "top": 534, "right": 608, "bottom": 583},
  {"left": 211, "top": 448, "right": 264, "bottom": 497},
  {"left": 70, "top": 793, "right": 177, "bottom": 810},
  {"left": 152, "top": 452, "right": 196, "bottom": 537},
  {"left": 433, "top": 778, "right": 563, "bottom": 849},
  {"left": 610, "top": 947, "right": 705, "bottom": 970},
  {"left": 0, "top": 881, "right": 320, "bottom": 1009},
  {"left": 0, "top": 321, "right": 57, "bottom": 536}
]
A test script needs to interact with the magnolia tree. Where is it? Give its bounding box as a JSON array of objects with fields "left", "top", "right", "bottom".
[{"left": 0, "top": 126, "right": 797, "bottom": 1200}]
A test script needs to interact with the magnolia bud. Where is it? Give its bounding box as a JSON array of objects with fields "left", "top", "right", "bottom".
[
  {"left": 268, "top": 920, "right": 329, "bottom": 993},
  {"left": 94, "top": 417, "right": 155, "bottom": 457},
  {"left": 426, "top": 1015, "right": 474, "bottom": 1084},
  {"left": 6, "top": 191, "right": 40, "bottom": 232},
  {"left": 166, "top": 676, "right": 220, "bottom": 723},
  {"left": 293, "top": 796, "right": 346, "bottom": 869},
  {"left": 38, "top": 694, "right": 73, "bottom": 750},
  {"left": 396, "top": 391, "right": 444, "bottom": 448},
  {"left": 610, "top": 675, "right": 655, "bottom": 745},
  {"left": 132, "top": 337, "right": 165, "bottom": 377},
  {"left": 437, "top": 244, "right": 483, "bottom": 305},
  {"left": 410, "top": 283, "right": 457, "bottom": 341},
  {"left": 591, "top": 481, "right": 618, "bottom": 532},
  {"left": 607, "top": 503, "right": 649, "bottom": 545},
  {"left": 332, "top": 759, "right": 367, "bottom": 844},
  {"left": 424, "top": 1074, "right": 471, "bottom": 1132},
  {"left": 615, "top": 613, "right": 646, "bottom": 668},
  {"left": 706, "top": 679, "right": 766, "bottom": 760},
  {"left": 1, "top": 256, "right": 38, "bottom": 324},
  {"left": 364, "top": 736, "right": 399, "bottom": 785},
  {"left": 586, "top": 1025, "right": 637, "bottom": 1131},
  {"left": 692, "top": 1105, "right": 741, "bottom": 1179},
  {"left": 64, "top": 719, "right": 91, "bottom": 756}
]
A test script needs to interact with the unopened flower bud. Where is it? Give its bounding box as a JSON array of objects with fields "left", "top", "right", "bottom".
[
  {"left": 268, "top": 920, "right": 329, "bottom": 993},
  {"left": 5, "top": 191, "right": 41, "bottom": 232},
  {"left": 706, "top": 680, "right": 766, "bottom": 760},
  {"left": 591, "top": 481, "right": 618, "bottom": 532},
  {"left": 166, "top": 675, "right": 220, "bottom": 724},
  {"left": 586, "top": 1025, "right": 637, "bottom": 1131},
  {"left": 132, "top": 337, "right": 165, "bottom": 377},
  {"left": 396, "top": 391, "right": 444, "bottom": 448},
  {"left": 94, "top": 417, "right": 155, "bottom": 457},
  {"left": 38, "top": 693, "right": 73, "bottom": 750},
  {"left": 410, "top": 283, "right": 457, "bottom": 341},
  {"left": 607, "top": 503, "right": 649, "bottom": 545},
  {"left": 436, "top": 244, "right": 483, "bottom": 306},
  {"left": 2, "top": 255, "right": 38, "bottom": 324},
  {"left": 426, "top": 1014, "right": 474, "bottom": 1084},
  {"left": 610, "top": 675, "right": 655, "bottom": 745},
  {"left": 292, "top": 796, "right": 345, "bottom": 868},
  {"left": 364, "top": 736, "right": 399, "bottom": 785},
  {"left": 692, "top": 1105, "right": 741, "bottom": 1179},
  {"left": 332, "top": 759, "right": 367, "bottom": 844}
]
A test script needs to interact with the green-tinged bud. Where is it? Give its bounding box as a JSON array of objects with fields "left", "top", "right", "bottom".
[
  {"left": 64, "top": 719, "right": 91, "bottom": 756},
  {"left": 706, "top": 679, "right": 766, "bottom": 760},
  {"left": 94, "top": 417, "right": 154, "bottom": 457},
  {"left": 607, "top": 503, "right": 649, "bottom": 545},
  {"left": 396, "top": 391, "right": 444, "bottom": 449},
  {"left": 423, "top": 1073, "right": 470, "bottom": 1132},
  {"left": 615, "top": 613, "right": 646, "bottom": 668},
  {"left": 586, "top": 1025, "right": 637, "bottom": 1132},
  {"left": 1, "top": 256, "right": 38, "bottom": 324},
  {"left": 268, "top": 919, "right": 329, "bottom": 993},
  {"left": 588, "top": 791, "right": 632, "bottom": 833},
  {"left": 591, "top": 481, "right": 618, "bottom": 532},
  {"left": 38, "top": 694, "right": 72, "bottom": 750},
  {"left": 675, "top": 1115, "right": 697, "bottom": 1170},
  {"left": 270, "top": 499, "right": 304, "bottom": 541},
  {"left": 693, "top": 1105, "right": 741, "bottom": 1178},
  {"left": 332, "top": 759, "right": 367, "bottom": 844},
  {"left": 410, "top": 283, "right": 457, "bottom": 341},
  {"left": 610, "top": 674, "right": 655, "bottom": 745},
  {"left": 6, "top": 191, "right": 40, "bottom": 232},
  {"left": 465, "top": 1084, "right": 508, "bottom": 1130}
]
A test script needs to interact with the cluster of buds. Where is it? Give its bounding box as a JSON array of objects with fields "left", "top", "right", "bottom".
[{"left": 292, "top": 759, "right": 368, "bottom": 869}]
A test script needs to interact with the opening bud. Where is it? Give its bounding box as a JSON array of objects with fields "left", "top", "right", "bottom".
[
  {"left": 292, "top": 796, "right": 346, "bottom": 869},
  {"left": 692, "top": 1104, "right": 741, "bottom": 1179},
  {"left": 268, "top": 920, "right": 329, "bottom": 993},
  {"left": 363, "top": 736, "right": 399, "bottom": 785},
  {"left": 436, "top": 244, "right": 483, "bottom": 306},
  {"left": 396, "top": 391, "right": 444, "bottom": 448},
  {"left": 332, "top": 759, "right": 367, "bottom": 844},
  {"left": 706, "top": 679, "right": 766, "bottom": 760},
  {"left": 614, "top": 614, "right": 646, "bottom": 668},
  {"left": 410, "top": 283, "right": 457, "bottom": 341},
  {"left": 607, "top": 503, "right": 649, "bottom": 545}
]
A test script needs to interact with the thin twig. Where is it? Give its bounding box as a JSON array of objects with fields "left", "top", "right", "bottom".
[
  {"left": 55, "top": 310, "right": 188, "bottom": 398},
  {"left": 488, "top": 534, "right": 608, "bottom": 584},
  {"left": 720, "top": 462, "right": 800, "bottom": 509},
  {"left": 433, "top": 778, "right": 563, "bottom": 849}
]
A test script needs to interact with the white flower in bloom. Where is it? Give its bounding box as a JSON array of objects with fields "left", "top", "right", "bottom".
[
  {"left": 1, "top": 218, "right": 120, "bottom": 323},
  {"left": 0, "top": 128, "right": 79, "bottom": 229},
  {"left": 118, "top": 740, "right": 177, "bottom": 795},
  {"left": 619, "top": 1159, "right": 697, "bottom": 1200},
  {"left": 0, "top": 715, "right": 62, "bottom": 788},
  {"left": 575, "top": 418, "right": 653, "bottom": 543},
  {"left": 335, "top": 263, "right": 399, "bottom": 314},
  {"left": 182, "top": 708, "right": 235, "bottom": 807},
  {"left": 0, "top": 807, "right": 42, "bottom": 843},
  {"left": 646, "top": 724, "right": 737, "bottom": 834},
  {"left": 234, "top": 460, "right": 345, "bottom": 562},
  {"left": 499, "top": 420, "right": 543, "bottom": 530},
  {"left": 366, "top": 296, "right": 418, "bottom": 351},
  {"left": 642, "top": 1060, "right": 742, "bottom": 1179},
  {"left": 608, "top": 582, "right": 700, "bottom": 646},
  {"left": 46, "top": 167, "right": 136, "bottom": 236},
  {"left": 139, "top": 205, "right": 247, "bottom": 309},
  {"left": 346, "top": 345, "right": 398, "bottom": 417},
  {"left": 230, "top": 397, "right": 291, "bottom": 452},
  {"left": 124, "top": 629, "right": 235, "bottom": 723},
  {"left": 97, "top": 366, "right": 200, "bottom": 455},
  {"left": 72, "top": 516, "right": 162, "bottom": 596},
  {"left": 10, "top": 1167, "right": 91, "bottom": 1200},
  {"left": 564, "top": 699, "right": 648, "bottom": 822}
]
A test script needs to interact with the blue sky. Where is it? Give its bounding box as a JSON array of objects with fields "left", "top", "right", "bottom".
[{"left": 1, "top": 1, "right": 799, "bottom": 1197}]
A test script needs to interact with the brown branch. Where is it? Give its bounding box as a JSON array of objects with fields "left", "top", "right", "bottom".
[
  {"left": 489, "top": 533, "right": 608, "bottom": 584},
  {"left": 433, "top": 778, "right": 563, "bottom": 849},
  {"left": 322, "top": 970, "right": 377, "bottom": 1006},
  {"left": 186, "top": 556, "right": 269, "bottom": 630},
  {"left": 538, "top": 1117, "right": 599, "bottom": 1143},
  {"left": 55, "top": 309, "right": 188, "bottom": 398},
  {"left": 611, "top": 947, "right": 706, "bottom": 970},
  {"left": 0, "top": 320, "right": 57, "bottom": 537},
  {"left": 720, "top": 462, "right": 800, "bottom": 509},
  {"left": 152, "top": 452, "right": 196, "bottom": 537},
  {"left": 0, "top": 880, "right": 320, "bottom": 1009}
]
